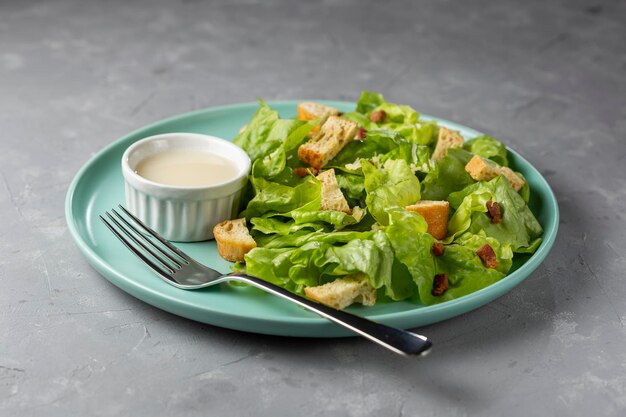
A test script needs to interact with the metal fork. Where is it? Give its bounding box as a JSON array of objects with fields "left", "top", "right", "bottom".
[{"left": 99, "top": 205, "right": 432, "bottom": 356}]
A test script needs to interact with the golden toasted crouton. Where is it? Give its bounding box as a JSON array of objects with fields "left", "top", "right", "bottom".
[
  {"left": 304, "top": 275, "right": 376, "bottom": 310},
  {"left": 406, "top": 200, "right": 450, "bottom": 240},
  {"left": 465, "top": 155, "right": 497, "bottom": 181},
  {"left": 465, "top": 155, "right": 525, "bottom": 191},
  {"left": 317, "top": 169, "right": 351, "bottom": 214},
  {"left": 297, "top": 102, "right": 340, "bottom": 121},
  {"left": 298, "top": 116, "right": 358, "bottom": 169},
  {"left": 498, "top": 166, "right": 526, "bottom": 192},
  {"left": 213, "top": 218, "right": 257, "bottom": 262},
  {"left": 297, "top": 102, "right": 341, "bottom": 137},
  {"left": 432, "top": 127, "right": 464, "bottom": 161}
]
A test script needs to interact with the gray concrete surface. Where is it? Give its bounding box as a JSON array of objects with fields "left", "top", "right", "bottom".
[{"left": 1, "top": 0, "right": 625, "bottom": 415}]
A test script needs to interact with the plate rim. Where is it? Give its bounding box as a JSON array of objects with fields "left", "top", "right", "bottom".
[{"left": 65, "top": 100, "right": 559, "bottom": 336}]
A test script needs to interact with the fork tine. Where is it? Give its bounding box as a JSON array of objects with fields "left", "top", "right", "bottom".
[
  {"left": 99, "top": 214, "right": 176, "bottom": 282},
  {"left": 104, "top": 212, "right": 178, "bottom": 274},
  {"left": 117, "top": 204, "right": 192, "bottom": 263},
  {"left": 110, "top": 209, "right": 185, "bottom": 268}
]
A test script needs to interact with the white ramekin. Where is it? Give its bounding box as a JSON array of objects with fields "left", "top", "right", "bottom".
[{"left": 121, "top": 133, "right": 250, "bottom": 242}]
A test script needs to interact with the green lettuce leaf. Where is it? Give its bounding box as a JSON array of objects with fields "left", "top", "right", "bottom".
[
  {"left": 328, "top": 129, "right": 403, "bottom": 168},
  {"left": 376, "top": 102, "right": 419, "bottom": 125},
  {"left": 454, "top": 231, "right": 514, "bottom": 274},
  {"left": 341, "top": 111, "right": 375, "bottom": 130},
  {"left": 322, "top": 230, "right": 393, "bottom": 290},
  {"left": 356, "top": 91, "right": 385, "bottom": 114},
  {"left": 335, "top": 172, "right": 366, "bottom": 202},
  {"left": 464, "top": 135, "right": 509, "bottom": 166},
  {"left": 352, "top": 91, "right": 436, "bottom": 145},
  {"left": 241, "top": 176, "right": 321, "bottom": 219},
  {"left": 389, "top": 121, "right": 436, "bottom": 146},
  {"left": 447, "top": 176, "right": 543, "bottom": 252},
  {"left": 421, "top": 151, "right": 475, "bottom": 201},
  {"left": 235, "top": 100, "right": 312, "bottom": 180},
  {"left": 385, "top": 208, "right": 436, "bottom": 303},
  {"left": 516, "top": 172, "right": 531, "bottom": 204},
  {"left": 258, "top": 229, "right": 373, "bottom": 249},
  {"left": 241, "top": 230, "right": 395, "bottom": 293},
  {"left": 250, "top": 217, "right": 325, "bottom": 236},
  {"left": 329, "top": 129, "right": 432, "bottom": 173},
  {"left": 425, "top": 244, "right": 506, "bottom": 305},
  {"left": 383, "top": 209, "right": 511, "bottom": 306},
  {"left": 287, "top": 207, "right": 364, "bottom": 230},
  {"left": 362, "top": 159, "right": 421, "bottom": 225},
  {"left": 252, "top": 146, "right": 286, "bottom": 179},
  {"left": 233, "top": 100, "right": 279, "bottom": 162}
]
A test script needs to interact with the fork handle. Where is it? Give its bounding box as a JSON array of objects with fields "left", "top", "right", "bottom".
[{"left": 228, "top": 274, "right": 432, "bottom": 356}]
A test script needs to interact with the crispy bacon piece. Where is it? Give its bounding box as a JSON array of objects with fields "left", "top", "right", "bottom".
[
  {"left": 477, "top": 244, "right": 498, "bottom": 269},
  {"left": 293, "top": 167, "right": 308, "bottom": 177},
  {"left": 369, "top": 110, "right": 387, "bottom": 123},
  {"left": 431, "top": 242, "right": 445, "bottom": 257},
  {"left": 431, "top": 273, "right": 449, "bottom": 296},
  {"left": 355, "top": 127, "right": 367, "bottom": 141},
  {"left": 486, "top": 200, "right": 502, "bottom": 224},
  {"left": 293, "top": 166, "right": 319, "bottom": 177}
]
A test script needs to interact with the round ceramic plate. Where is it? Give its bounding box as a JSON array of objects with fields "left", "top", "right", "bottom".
[{"left": 65, "top": 101, "right": 559, "bottom": 337}]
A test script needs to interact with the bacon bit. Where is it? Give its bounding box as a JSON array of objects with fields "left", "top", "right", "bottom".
[
  {"left": 477, "top": 244, "right": 498, "bottom": 269},
  {"left": 486, "top": 200, "right": 502, "bottom": 224},
  {"left": 293, "top": 166, "right": 319, "bottom": 177},
  {"left": 293, "top": 167, "right": 308, "bottom": 177},
  {"left": 354, "top": 128, "right": 367, "bottom": 141},
  {"left": 431, "top": 273, "right": 449, "bottom": 296},
  {"left": 337, "top": 111, "right": 344, "bottom": 116},
  {"left": 369, "top": 110, "right": 387, "bottom": 123},
  {"left": 431, "top": 242, "right": 445, "bottom": 256}
]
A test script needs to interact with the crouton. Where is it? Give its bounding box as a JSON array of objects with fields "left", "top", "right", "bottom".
[
  {"left": 304, "top": 275, "right": 376, "bottom": 310},
  {"left": 464, "top": 155, "right": 525, "bottom": 191},
  {"left": 298, "top": 116, "right": 358, "bottom": 169},
  {"left": 498, "top": 166, "right": 526, "bottom": 192},
  {"left": 297, "top": 102, "right": 340, "bottom": 121},
  {"left": 406, "top": 200, "right": 450, "bottom": 240},
  {"left": 213, "top": 218, "right": 257, "bottom": 262},
  {"left": 317, "top": 169, "right": 351, "bottom": 214},
  {"left": 297, "top": 102, "right": 341, "bottom": 137},
  {"left": 432, "top": 127, "right": 464, "bottom": 161},
  {"left": 465, "top": 155, "right": 497, "bottom": 181}
]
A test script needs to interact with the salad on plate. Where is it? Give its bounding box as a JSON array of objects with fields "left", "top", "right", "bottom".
[{"left": 213, "top": 91, "right": 543, "bottom": 310}]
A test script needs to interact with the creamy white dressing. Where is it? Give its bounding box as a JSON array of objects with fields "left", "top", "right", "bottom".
[{"left": 135, "top": 150, "right": 239, "bottom": 187}]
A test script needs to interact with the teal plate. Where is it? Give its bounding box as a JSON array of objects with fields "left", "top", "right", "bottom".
[{"left": 65, "top": 101, "right": 559, "bottom": 337}]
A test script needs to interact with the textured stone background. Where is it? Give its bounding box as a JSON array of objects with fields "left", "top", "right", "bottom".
[{"left": 1, "top": 0, "right": 625, "bottom": 416}]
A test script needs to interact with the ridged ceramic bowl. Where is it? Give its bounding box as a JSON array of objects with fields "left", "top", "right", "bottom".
[{"left": 121, "top": 133, "right": 250, "bottom": 242}]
